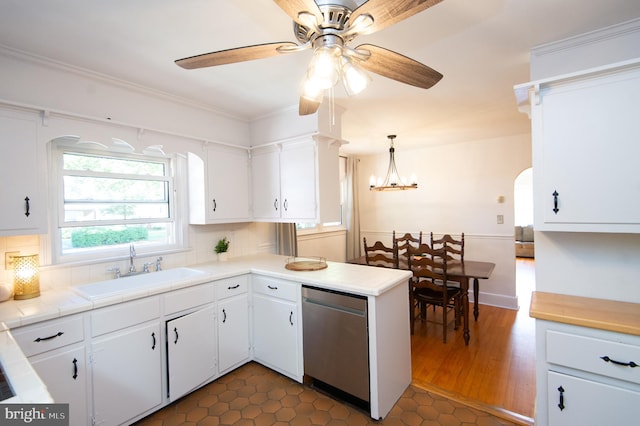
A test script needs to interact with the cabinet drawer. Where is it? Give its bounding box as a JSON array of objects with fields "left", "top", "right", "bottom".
[
  {"left": 164, "top": 283, "right": 214, "bottom": 315},
  {"left": 13, "top": 315, "right": 85, "bottom": 357},
  {"left": 217, "top": 275, "right": 249, "bottom": 300},
  {"left": 252, "top": 276, "right": 299, "bottom": 302},
  {"left": 547, "top": 330, "right": 640, "bottom": 384},
  {"left": 91, "top": 296, "right": 160, "bottom": 337}
]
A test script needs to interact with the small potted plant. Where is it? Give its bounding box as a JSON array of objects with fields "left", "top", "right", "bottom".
[{"left": 215, "top": 237, "right": 229, "bottom": 261}]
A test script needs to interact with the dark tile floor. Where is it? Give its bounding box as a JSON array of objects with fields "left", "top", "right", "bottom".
[{"left": 135, "top": 362, "right": 518, "bottom": 426}]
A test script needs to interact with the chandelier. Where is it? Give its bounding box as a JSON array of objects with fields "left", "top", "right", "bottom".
[{"left": 369, "top": 135, "right": 418, "bottom": 191}]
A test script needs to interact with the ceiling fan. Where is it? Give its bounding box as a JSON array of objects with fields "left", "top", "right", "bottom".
[{"left": 175, "top": 0, "right": 444, "bottom": 115}]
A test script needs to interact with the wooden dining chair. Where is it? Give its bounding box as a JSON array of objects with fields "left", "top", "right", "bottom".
[
  {"left": 430, "top": 232, "right": 464, "bottom": 262},
  {"left": 363, "top": 237, "right": 399, "bottom": 269},
  {"left": 407, "top": 243, "right": 461, "bottom": 342},
  {"left": 393, "top": 231, "right": 422, "bottom": 266}
]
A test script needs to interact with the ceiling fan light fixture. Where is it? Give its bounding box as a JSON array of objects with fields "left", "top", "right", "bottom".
[
  {"left": 341, "top": 56, "right": 370, "bottom": 95},
  {"left": 305, "top": 45, "right": 341, "bottom": 91}
]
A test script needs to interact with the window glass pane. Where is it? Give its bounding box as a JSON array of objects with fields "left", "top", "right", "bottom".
[
  {"left": 63, "top": 153, "right": 165, "bottom": 176},
  {"left": 63, "top": 176, "right": 168, "bottom": 202},
  {"left": 61, "top": 223, "right": 170, "bottom": 252},
  {"left": 63, "top": 202, "right": 170, "bottom": 222}
]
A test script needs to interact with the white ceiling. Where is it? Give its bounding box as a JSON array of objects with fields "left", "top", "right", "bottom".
[{"left": 1, "top": 0, "right": 639, "bottom": 154}]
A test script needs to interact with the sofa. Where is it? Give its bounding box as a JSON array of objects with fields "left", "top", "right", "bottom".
[{"left": 515, "top": 225, "right": 534, "bottom": 258}]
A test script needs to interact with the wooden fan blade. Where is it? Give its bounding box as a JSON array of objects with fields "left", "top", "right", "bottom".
[
  {"left": 299, "top": 95, "right": 323, "bottom": 115},
  {"left": 355, "top": 44, "right": 443, "bottom": 89},
  {"left": 175, "top": 42, "right": 298, "bottom": 69},
  {"left": 273, "top": 0, "right": 323, "bottom": 25},
  {"left": 350, "top": 0, "right": 444, "bottom": 34}
]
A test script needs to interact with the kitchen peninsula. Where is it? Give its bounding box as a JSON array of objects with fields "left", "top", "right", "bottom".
[{"left": 0, "top": 254, "right": 412, "bottom": 425}]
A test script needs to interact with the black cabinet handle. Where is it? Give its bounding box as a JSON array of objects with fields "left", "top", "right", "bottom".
[
  {"left": 284, "top": 199, "right": 288, "bottom": 211},
  {"left": 174, "top": 327, "right": 179, "bottom": 344},
  {"left": 557, "top": 386, "right": 565, "bottom": 411},
  {"left": 151, "top": 332, "right": 156, "bottom": 350},
  {"left": 289, "top": 311, "right": 294, "bottom": 326},
  {"left": 222, "top": 308, "right": 227, "bottom": 323},
  {"left": 267, "top": 285, "right": 278, "bottom": 290},
  {"left": 212, "top": 199, "right": 217, "bottom": 212},
  {"left": 24, "top": 196, "right": 31, "bottom": 217},
  {"left": 34, "top": 331, "right": 64, "bottom": 342},
  {"left": 601, "top": 356, "right": 638, "bottom": 368},
  {"left": 227, "top": 284, "right": 240, "bottom": 290},
  {"left": 274, "top": 198, "right": 278, "bottom": 211},
  {"left": 72, "top": 357, "right": 78, "bottom": 380},
  {"left": 552, "top": 190, "right": 559, "bottom": 214}
]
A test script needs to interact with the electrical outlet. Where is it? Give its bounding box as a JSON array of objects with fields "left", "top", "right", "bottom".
[
  {"left": 5, "top": 251, "right": 19, "bottom": 270},
  {"left": 497, "top": 215, "right": 504, "bottom": 224}
]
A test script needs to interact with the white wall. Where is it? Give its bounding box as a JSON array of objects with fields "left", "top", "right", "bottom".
[
  {"left": 529, "top": 17, "right": 640, "bottom": 303},
  {"left": 356, "top": 134, "right": 532, "bottom": 309}
]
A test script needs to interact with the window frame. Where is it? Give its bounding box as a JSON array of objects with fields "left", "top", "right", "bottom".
[{"left": 51, "top": 141, "right": 185, "bottom": 264}]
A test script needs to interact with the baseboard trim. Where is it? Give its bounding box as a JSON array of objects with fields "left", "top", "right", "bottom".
[{"left": 411, "top": 379, "right": 535, "bottom": 426}]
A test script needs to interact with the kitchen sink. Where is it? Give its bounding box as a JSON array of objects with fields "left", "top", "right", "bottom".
[{"left": 72, "top": 267, "right": 207, "bottom": 300}]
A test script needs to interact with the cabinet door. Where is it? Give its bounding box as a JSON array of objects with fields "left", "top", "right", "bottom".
[
  {"left": 253, "top": 293, "right": 300, "bottom": 380},
  {"left": 206, "top": 146, "right": 251, "bottom": 221},
  {"left": 251, "top": 148, "right": 281, "bottom": 219},
  {"left": 167, "top": 305, "right": 217, "bottom": 401},
  {"left": 547, "top": 371, "right": 640, "bottom": 426},
  {"left": 218, "top": 294, "right": 250, "bottom": 373},
  {"left": 0, "top": 110, "right": 47, "bottom": 235},
  {"left": 30, "top": 345, "right": 88, "bottom": 426},
  {"left": 535, "top": 67, "right": 640, "bottom": 232},
  {"left": 280, "top": 142, "right": 317, "bottom": 221},
  {"left": 92, "top": 322, "right": 162, "bottom": 426}
]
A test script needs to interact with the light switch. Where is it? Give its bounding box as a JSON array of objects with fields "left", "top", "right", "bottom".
[{"left": 497, "top": 215, "right": 504, "bottom": 224}]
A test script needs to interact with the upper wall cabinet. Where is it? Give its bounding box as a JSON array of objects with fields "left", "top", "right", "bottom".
[
  {"left": 251, "top": 135, "right": 342, "bottom": 224},
  {"left": 0, "top": 108, "right": 47, "bottom": 236},
  {"left": 516, "top": 60, "right": 640, "bottom": 233},
  {"left": 187, "top": 144, "right": 251, "bottom": 224}
]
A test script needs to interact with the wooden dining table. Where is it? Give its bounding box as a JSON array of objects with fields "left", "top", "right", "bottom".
[{"left": 347, "top": 255, "right": 495, "bottom": 345}]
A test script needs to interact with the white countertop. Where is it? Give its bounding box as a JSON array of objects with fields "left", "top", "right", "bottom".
[{"left": 0, "top": 253, "right": 411, "bottom": 404}]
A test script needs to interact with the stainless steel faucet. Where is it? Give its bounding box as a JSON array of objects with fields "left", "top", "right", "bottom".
[{"left": 128, "top": 243, "right": 136, "bottom": 273}]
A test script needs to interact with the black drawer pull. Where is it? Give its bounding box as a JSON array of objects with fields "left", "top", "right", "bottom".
[
  {"left": 174, "top": 327, "right": 179, "bottom": 344},
  {"left": 274, "top": 198, "right": 278, "bottom": 211},
  {"left": 24, "top": 196, "right": 31, "bottom": 217},
  {"left": 34, "top": 331, "right": 64, "bottom": 342},
  {"left": 72, "top": 358, "right": 78, "bottom": 380},
  {"left": 268, "top": 285, "right": 278, "bottom": 290},
  {"left": 289, "top": 311, "right": 294, "bottom": 326},
  {"left": 557, "top": 386, "right": 565, "bottom": 411},
  {"left": 600, "top": 356, "right": 638, "bottom": 368},
  {"left": 222, "top": 308, "right": 227, "bottom": 323},
  {"left": 552, "top": 190, "right": 559, "bottom": 214},
  {"left": 227, "top": 284, "right": 240, "bottom": 290},
  {"left": 151, "top": 332, "right": 156, "bottom": 350}
]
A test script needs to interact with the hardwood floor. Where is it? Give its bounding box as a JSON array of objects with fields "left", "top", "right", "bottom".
[{"left": 410, "top": 258, "right": 536, "bottom": 423}]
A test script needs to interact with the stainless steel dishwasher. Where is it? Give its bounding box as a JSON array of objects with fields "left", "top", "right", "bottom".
[{"left": 301, "top": 285, "right": 369, "bottom": 408}]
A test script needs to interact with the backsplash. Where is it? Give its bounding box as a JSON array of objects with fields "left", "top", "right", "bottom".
[{"left": 0, "top": 222, "right": 276, "bottom": 293}]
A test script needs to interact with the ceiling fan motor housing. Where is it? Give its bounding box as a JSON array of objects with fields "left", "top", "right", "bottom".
[{"left": 294, "top": 4, "right": 355, "bottom": 44}]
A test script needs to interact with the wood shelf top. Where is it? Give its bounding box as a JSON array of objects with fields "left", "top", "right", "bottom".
[{"left": 530, "top": 291, "right": 640, "bottom": 336}]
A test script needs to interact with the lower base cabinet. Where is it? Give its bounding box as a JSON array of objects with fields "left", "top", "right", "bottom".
[
  {"left": 167, "top": 305, "right": 217, "bottom": 401},
  {"left": 217, "top": 293, "right": 250, "bottom": 373},
  {"left": 91, "top": 322, "right": 162, "bottom": 426}
]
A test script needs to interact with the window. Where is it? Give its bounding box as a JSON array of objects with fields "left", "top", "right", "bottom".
[{"left": 54, "top": 143, "right": 178, "bottom": 261}]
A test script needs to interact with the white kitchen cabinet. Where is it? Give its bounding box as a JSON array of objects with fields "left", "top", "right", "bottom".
[
  {"left": 251, "top": 275, "right": 302, "bottom": 381},
  {"left": 0, "top": 108, "right": 47, "bottom": 236},
  {"left": 166, "top": 305, "right": 216, "bottom": 401},
  {"left": 516, "top": 60, "right": 640, "bottom": 233},
  {"left": 90, "top": 297, "right": 162, "bottom": 426},
  {"left": 12, "top": 315, "right": 88, "bottom": 426},
  {"left": 251, "top": 135, "right": 342, "bottom": 223},
  {"left": 534, "top": 318, "right": 640, "bottom": 425},
  {"left": 187, "top": 144, "right": 251, "bottom": 224},
  {"left": 217, "top": 275, "right": 250, "bottom": 374}
]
